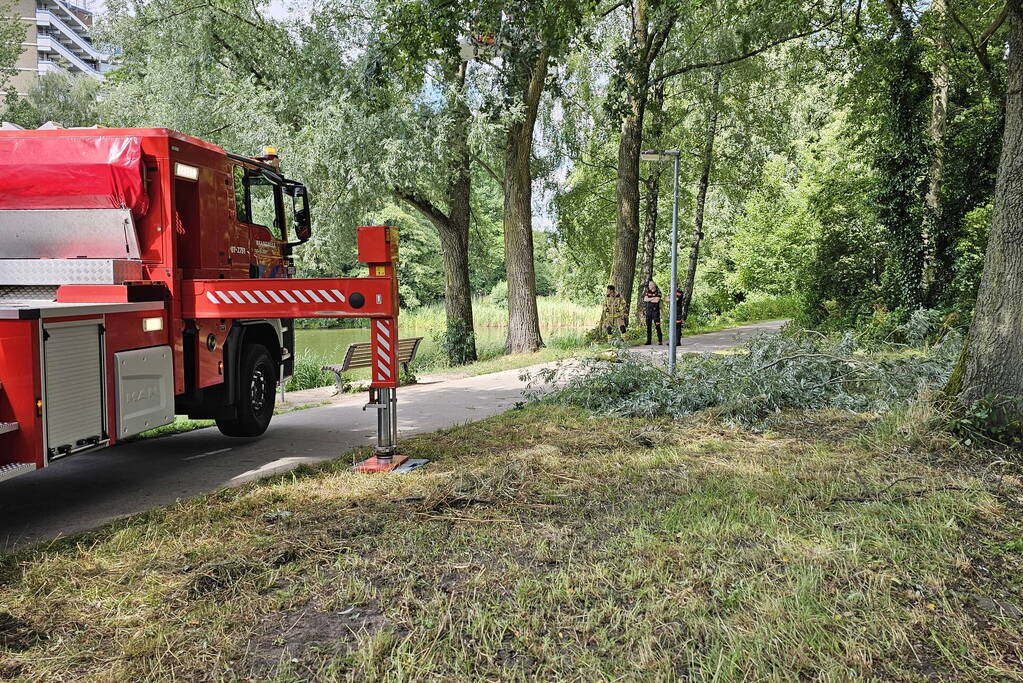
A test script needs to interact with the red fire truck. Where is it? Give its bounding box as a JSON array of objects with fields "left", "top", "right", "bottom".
[{"left": 0, "top": 127, "right": 403, "bottom": 483}]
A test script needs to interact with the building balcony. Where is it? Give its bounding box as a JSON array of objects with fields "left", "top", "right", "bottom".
[
  {"left": 37, "top": 58, "right": 69, "bottom": 76},
  {"left": 36, "top": 9, "right": 109, "bottom": 63},
  {"left": 36, "top": 0, "right": 91, "bottom": 33},
  {"left": 36, "top": 35, "right": 103, "bottom": 79}
]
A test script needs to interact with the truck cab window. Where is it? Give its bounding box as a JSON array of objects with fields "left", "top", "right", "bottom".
[
  {"left": 232, "top": 164, "right": 285, "bottom": 241},
  {"left": 248, "top": 178, "right": 282, "bottom": 240},
  {"left": 233, "top": 165, "right": 249, "bottom": 223}
]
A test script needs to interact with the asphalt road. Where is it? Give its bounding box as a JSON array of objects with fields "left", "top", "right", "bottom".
[{"left": 0, "top": 319, "right": 785, "bottom": 549}]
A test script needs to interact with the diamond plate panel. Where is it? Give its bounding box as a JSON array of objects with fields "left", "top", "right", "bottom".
[
  {"left": 0, "top": 462, "right": 37, "bottom": 483},
  {"left": 0, "top": 209, "right": 141, "bottom": 259},
  {"left": 0, "top": 285, "right": 57, "bottom": 302},
  {"left": 0, "top": 259, "right": 144, "bottom": 286}
]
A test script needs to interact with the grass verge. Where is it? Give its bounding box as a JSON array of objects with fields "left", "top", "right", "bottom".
[
  {"left": 1, "top": 405, "right": 1020, "bottom": 680},
  {"left": 129, "top": 402, "right": 329, "bottom": 441}
]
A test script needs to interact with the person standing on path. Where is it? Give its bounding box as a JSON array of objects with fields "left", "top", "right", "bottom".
[
  {"left": 601, "top": 285, "right": 627, "bottom": 343},
  {"left": 674, "top": 286, "right": 685, "bottom": 341},
  {"left": 642, "top": 280, "right": 663, "bottom": 345}
]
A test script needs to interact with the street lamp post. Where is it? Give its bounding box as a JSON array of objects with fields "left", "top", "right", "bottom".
[{"left": 640, "top": 149, "right": 681, "bottom": 373}]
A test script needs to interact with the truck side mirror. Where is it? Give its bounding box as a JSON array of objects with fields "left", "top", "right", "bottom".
[
  {"left": 289, "top": 185, "right": 312, "bottom": 243},
  {"left": 295, "top": 207, "right": 311, "bottom": 241}
]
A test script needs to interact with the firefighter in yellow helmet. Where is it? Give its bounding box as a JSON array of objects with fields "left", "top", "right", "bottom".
[{"left": 601, "top": 285, "right": 627, "bottom": 343}]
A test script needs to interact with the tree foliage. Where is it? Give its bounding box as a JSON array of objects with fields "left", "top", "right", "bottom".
[
  {"left": 0, "top": 1, "right": 24, "bottom": 94},
  {"left": 527, "top": 327, "right": 962, "bottom": 425},
  {"left": 18, "top": 0, "right": 1006, "bottom": 384},
  {"left": 3, "top": 73, "right": 100, "bottom": 128}
]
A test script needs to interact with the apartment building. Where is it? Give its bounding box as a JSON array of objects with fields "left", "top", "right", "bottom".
[{"left": 9, "top": 0, "right": 113, "bottom": 96}]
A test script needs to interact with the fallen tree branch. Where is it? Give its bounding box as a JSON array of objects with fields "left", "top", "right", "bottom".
[
  {"left": 753, "top": 353, "right": 862, "bottom": 374},
  {"left": 827, "top": 482, "right": 980, "bottom": 507},
  {"left": 413, "top": 512, "right": 516, "bottom": 524}
]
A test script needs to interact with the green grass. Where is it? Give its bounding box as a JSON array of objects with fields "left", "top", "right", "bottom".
[
  {"left": 398, "top": 296, "right": 600, "bottom": 330},
  {"left": 129, "top": 403, "right": 329, "bottom": 441},
  {"left": 1, "top": 405, "right": 1020, "bottom": 680}
]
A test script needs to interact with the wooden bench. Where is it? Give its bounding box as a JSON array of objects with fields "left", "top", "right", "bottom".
[{"left": 321, "top": 337, "right": 423, "bottom": 393}]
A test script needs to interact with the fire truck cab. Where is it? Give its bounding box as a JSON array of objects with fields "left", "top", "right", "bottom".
[{"left": 0, "top": 127, "right": 401, "bottom": 482}]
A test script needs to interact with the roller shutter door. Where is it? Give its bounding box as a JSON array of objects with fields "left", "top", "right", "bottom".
[{"left": 43, "top": 321, "right": 104, "bottom": 458}]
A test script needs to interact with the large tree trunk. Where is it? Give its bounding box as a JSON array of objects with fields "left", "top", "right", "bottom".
[
  {"left": 393, "top": 185, "right": 476, "bottom": 364},
  {"left": 635, "top": 80, "right": 665, "bottom": 327},
  {"left": 609, "top": 0, "right": 651, "bottom": 326},
  {"left": 922, "top": 0, "right": 950, "bottom": 303},
  {"left": 957, "top": 0, "right": 1023, "bottom": 408},
  {"left": 678, "top": 70, "right": 721, "bottom": 326},
  {"left": 443, "top": 61, "right": 476, "bottom": 363},
  {"left": 503, "top": 50, "right": 548, "bottom": 353},
  {"left": 611, "top": 98, "right": 645, "bottom": 325},
  {"left": 441, "top": 157, "right": 476, "bottom": 362}
]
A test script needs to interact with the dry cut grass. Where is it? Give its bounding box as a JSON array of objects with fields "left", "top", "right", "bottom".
[{"left": 0, "top": 406, "right": 1021, "bottom": 681}]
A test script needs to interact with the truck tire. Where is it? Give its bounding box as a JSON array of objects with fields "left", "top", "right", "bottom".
[{"left": 216, "top": 343, "right": 276, "bottom": 437}]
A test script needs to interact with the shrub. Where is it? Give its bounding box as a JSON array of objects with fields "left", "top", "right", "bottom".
[
  {"left": 853, "top": 307, "right": 959, "bottom": 348},
  {"left": 852, "top": 306, "right": 908, "bottom": 343},
  {"left": 437, "top": 318, "right": 477, "bottom": 366},
  {"left": 525, "top": 328, "right": 962, "bottom": 426},
  {"left": 490, "top": 281, "right": 508, "bottom": 306},
  {"left": 946, "top": 395, "right": 1023, "bottom": 449},
  {"left": 728, "top": 292, "right": 802, "bottom": 322},
  {"left": 902, "top": 308, "right": 945, "bottom": 346},
  {"left": 286, "top": 348, "right": 337, "bottom": 391}
]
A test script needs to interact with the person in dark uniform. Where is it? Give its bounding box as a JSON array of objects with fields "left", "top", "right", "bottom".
[
  {"left": 674, "top": 286, "right": 685, "bottom": 341},
  {"left": 642, "top": 279, "right": 663, "bottom": 345}
]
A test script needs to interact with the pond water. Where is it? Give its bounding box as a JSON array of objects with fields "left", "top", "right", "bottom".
[
  {"left": 296, "top": 325, "right": 507, "bottom": 363},
  {"left": 294, "top": 325, "right": 583, "bottom": 363}
]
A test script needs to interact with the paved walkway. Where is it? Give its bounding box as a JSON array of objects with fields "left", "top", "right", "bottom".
[
  {"left": 629, "top": 319, "right": 786, "bottom": 360},
  {"left": 0, "top": 320, "right": 786, "bottom": 548}
]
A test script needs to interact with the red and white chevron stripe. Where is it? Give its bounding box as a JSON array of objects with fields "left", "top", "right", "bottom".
[
  {"left": 203, "top": 287, "right": 347, "bottom": 306},
  {"left": 371, "top": 318, "right": 399, "bottom": 388},
  {"left": 183, "top": 278, "right": 395, "bottom": 320}
]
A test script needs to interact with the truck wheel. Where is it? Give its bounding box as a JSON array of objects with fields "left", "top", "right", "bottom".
[{"left": 216, "top": 343, "right": 276, "bottom": 437}]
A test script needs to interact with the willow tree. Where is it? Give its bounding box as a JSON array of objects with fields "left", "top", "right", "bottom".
[
  {"left": 380, "top": 2, "right": 481, "bottom": 363},
  {"left": 606, "top": 0, "right": 675, "bottom": 323},
  {"left": 502, "top": 44, "right": 550, "bottom": 353},
  {"left": 471, "top": 1, "right": 593, "bottom": 353}
]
